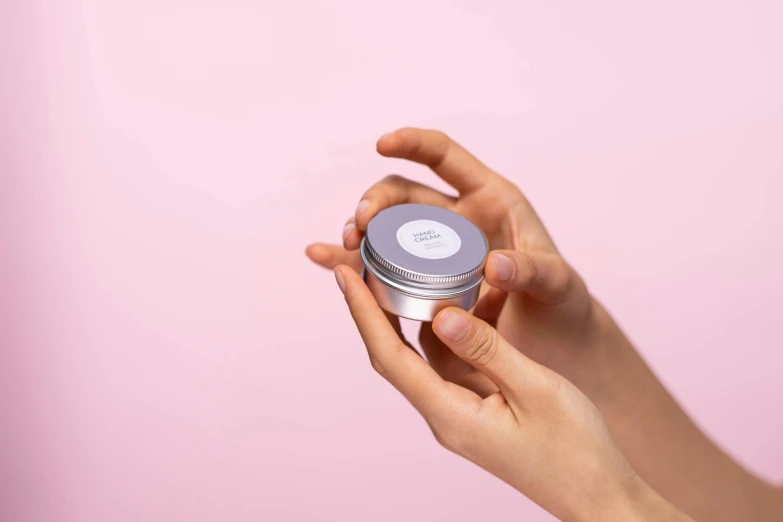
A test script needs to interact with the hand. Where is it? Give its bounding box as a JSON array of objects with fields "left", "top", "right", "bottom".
[
  {"left": 307, "top": 127, "right": 612, "bottom": 405},
  {"left": 308, "top": 128, "right": 783, "bottom": 522},
  {"left": 332, "top": 266, "right": 692, "bottom": 522}
]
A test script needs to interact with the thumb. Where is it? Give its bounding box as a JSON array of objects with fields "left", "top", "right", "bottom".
[
  {"left": 484, "top": 250, "right": 573, "bottom": 305},
  {"left": 432, "top": 307, "right": 551, "bottom": 410}
]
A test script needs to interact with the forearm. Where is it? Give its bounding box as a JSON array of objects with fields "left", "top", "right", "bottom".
[
  {"left": 569, "top": 472, "right": 695, "bottom": 522},
  {"left": 624, "top": 484, "right": 697, "bottom": 522},
  {"left": 588, "top": 301, "right": 783, "bottom": 521},
  {"left": 610, "top": 478, "right": 695, "bottom": 522}
]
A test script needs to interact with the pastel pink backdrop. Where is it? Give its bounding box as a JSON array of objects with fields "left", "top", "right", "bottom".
[{"left": 2, "top": 1, "right": 782, "bottom": 521}]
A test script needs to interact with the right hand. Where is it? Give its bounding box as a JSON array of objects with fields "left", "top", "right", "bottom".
[
  {"left": 332, "top": 265, "right": 692, "bottom": 522},
  {"left": 308, "top": 128, "right": 783, "bottom": 522}
]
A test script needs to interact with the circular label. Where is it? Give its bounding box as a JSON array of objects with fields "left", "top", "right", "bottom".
[{"left": 396, "top": 219, "right": 462, "bottom": 260}]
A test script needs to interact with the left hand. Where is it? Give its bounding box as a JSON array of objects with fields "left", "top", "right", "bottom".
[
  {"left": 305, "top": 127, "right": 603, "bottom": 403},
  {"left": 331, "top": 265, "right": 692, "bottom": 522}
]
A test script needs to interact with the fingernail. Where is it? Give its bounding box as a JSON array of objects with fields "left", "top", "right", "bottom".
[
  {"left": 334, "top": 269, "right": 346, "bottom": 294},
  {"left": 379, "top": 132, "right": 394, "bottom": 141},
  {"left": 491, "top": 253, "right": 514, "bottom": 281},
  {"left": 355, "top": 199, "right": 370, "bottom": 218},
  {"left": 436, "top": 311, "right": 470, "bottom": 342},
  {"left": 342, "top": 222, "right": 356, "bottom": 240}
]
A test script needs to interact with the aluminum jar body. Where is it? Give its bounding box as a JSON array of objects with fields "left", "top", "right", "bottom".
[{"left": 361, "top": 204, "right": 488, "bottom": 322}]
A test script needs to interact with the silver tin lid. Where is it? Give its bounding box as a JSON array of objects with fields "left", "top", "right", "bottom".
[{"left": 361, "top": 204, "right": 488, "bottom": 294}]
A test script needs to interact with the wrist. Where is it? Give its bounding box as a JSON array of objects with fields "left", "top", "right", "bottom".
[
  {"left": 580, "top": 298, "right": 656, "bottom": 422},
  {"left": 573, "top": 474, "right": 693, "bottom": 522},
  {"left": 574, "top": 301, "right": 633, "bottom": 397},
  {"left": 620, "top": 480, "right": 695, "bottom": 522}
]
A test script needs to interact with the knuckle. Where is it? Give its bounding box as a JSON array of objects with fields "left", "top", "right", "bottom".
[
  {"left": 381, "top": 173, "right": 406, "bottom": 185},
  {"left": 432, "top": 429, "right": 464, "bottom": 454},
  {"left": 420, "top": 130, "right": 451, "bottom": 168},
  {"left": 494, "top": 181, "right": 525, "bottom": 209},
  {"left": 430, "top": 421, "right": 474, "bottom": 456},
  {"left": 368, "top": 354, "right": 388, "bottom": 378},
  {"left": 364, "top": 175, "right": 398, "bottom": 198},
  {"left": 462, "top": 326, "right": 498, "bottom": 367},
  {"left": 433, "top": 131, "right": 451, "bottom": 154},
  {"left": 367, "top": 342, "right": 406, "bottom": 379},
  {"left": 371, "top": 175, "right": 409, "bottom": 207},
  {"left": 430, "top": 129, "right": 450, "bottom": 144},
  {"left": 530, "top": 367, "right": 562, "bottom": 401}
]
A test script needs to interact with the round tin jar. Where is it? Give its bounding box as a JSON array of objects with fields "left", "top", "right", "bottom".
[{"left": 360, "top": 204, "right": 489, "bottom": 321}]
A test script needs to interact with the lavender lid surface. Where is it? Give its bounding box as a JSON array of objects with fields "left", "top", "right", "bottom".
[{"left": 363, "top": 204, "right": 488, "bottom": 288}]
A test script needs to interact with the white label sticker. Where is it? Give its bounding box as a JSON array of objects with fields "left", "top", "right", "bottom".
[{"left": 396, "top": 219, "right": 461, "bottom": 259}]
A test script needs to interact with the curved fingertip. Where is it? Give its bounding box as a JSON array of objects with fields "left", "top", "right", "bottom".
[
  {"left": 342, "top": 221, "right": 356, "bottom": 241},
  {"left": 432, "top": 307, "right": 472, "bottom": 343},
  {"left": 337, "top": 265, "right": 388, "bottom": 321},
  {"left": 483, "top": 251, "right": 529, "bottom": 294},
  {"left": 376, "top": 131, "right": 399, "bottom": 156},
  {"left": 335, "top": 263, "right": 365, "bottom": 294},
  {"left": 305, "top": 243, "right": 362, "bottom": 271},
  {"left": 342, "top": 219, "right": 364, "bottom": 248},
  {"left": 305, "top": 243, "right": 328, "bottom": 263},
  {"left": 354, "top": 199, "right": 377, "bottom": 230},
  {"left": 376, "top": 127, "right": 422, "bottom": 156},
  {"left": 333, "top": 266, "right": 347, "bottom": 294},
  {"left": 392, "top": 127, "right": 418, "bottom": 140},
  {"left": 336, "top": 263, "right": 366, "bottom": 285},
  {"left": 431, "top": 306, "right": 451, "bottom": 327},
  {"left": 432, "top": 305, "right": 471, "bottom": 322},
  {"left": 485, "top": 251, "right": 516, "bottom": 284},
  {"left": 343, "top": 228, "right": 364, "bottom": 250},
  {"left": 485, "top": 249, "right": 574, "bottom": 304}
]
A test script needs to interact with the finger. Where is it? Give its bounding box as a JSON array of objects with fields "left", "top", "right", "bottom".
[
  {"left": 354, "top": 174, "right": 454, "bottom": 231},
  {"left": 472, "top": 287, "right": 508, "bottom": 327},
  {"left": 418, "top": 322, "right": 498, "bottom": 398},
  {"left": 305, "top": 243, "right": 363, "bottom": 272},
  {"left": 335, "top": 266, "right": 481, "bottom": 419},
  {"left": 432, "top": 307, "right": 551, "bottom": 415},
  {"left": 418, "top": 287, "right": 499, "bottom": 364},
  {"left": 376, "top": 128, "right": 498, "bottom": 195},
  {"left": 484, "top": 250, "right": 573, "bottom": 305},
  {"left": 342, "top": 216, "right": 364, "bottom": 250},
  {"left": 418, "top": 286, "right": 506, "bottom": 396}
]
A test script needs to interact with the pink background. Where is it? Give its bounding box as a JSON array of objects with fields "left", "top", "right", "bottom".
[{"left": 3, "top": 1, "right": 782, "bottom": 521}]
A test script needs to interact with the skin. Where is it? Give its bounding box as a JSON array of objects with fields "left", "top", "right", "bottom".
[
  {"left": 306, "top": 127, "right": 783, "bottom": 521},
  {"left": 332, "top": 266, "right": 692, "bottom": 522}
]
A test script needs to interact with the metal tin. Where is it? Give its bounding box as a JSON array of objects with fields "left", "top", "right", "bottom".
[{"left": 360, "top": 204, "right": 488, "bottom": 321}]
